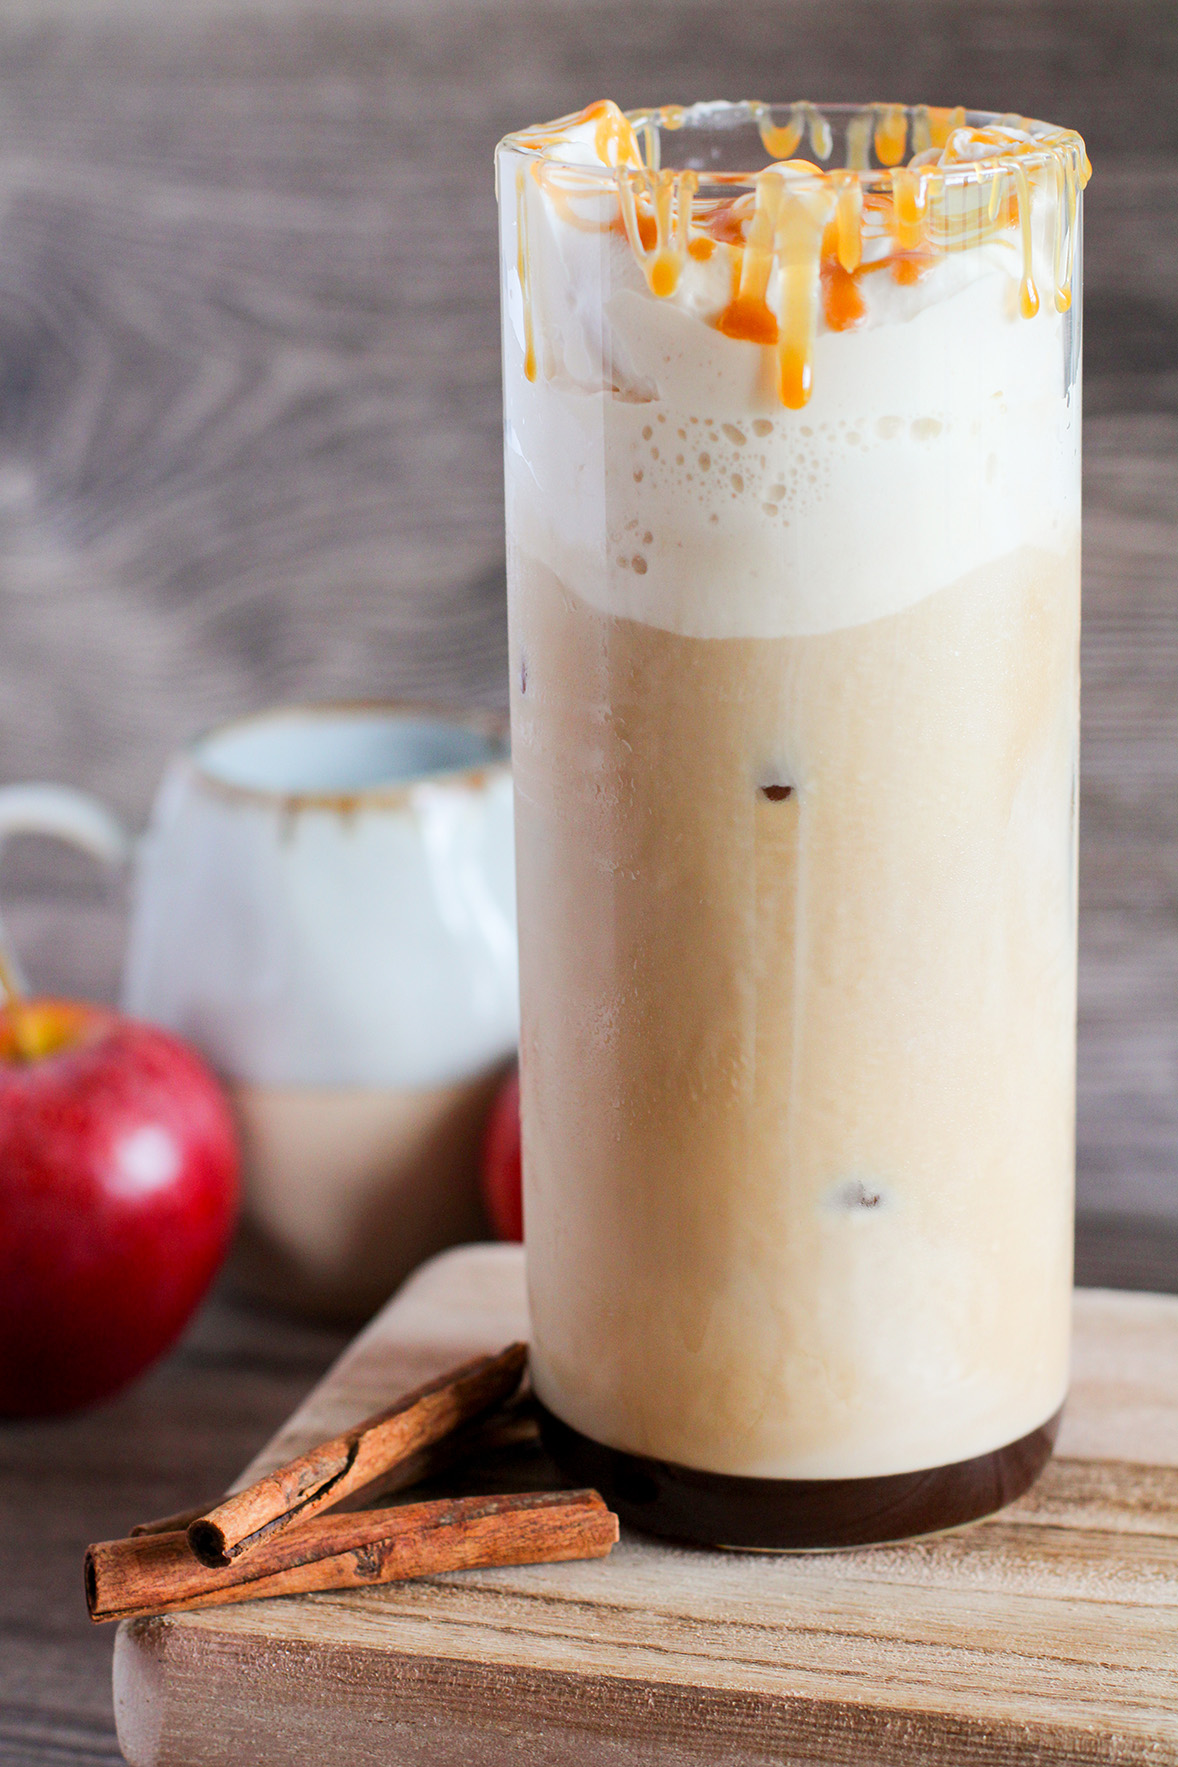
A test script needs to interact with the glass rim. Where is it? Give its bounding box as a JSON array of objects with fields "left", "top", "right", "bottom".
[{"left": 496, "top": 99, "right": 1088, "bottom": 189}]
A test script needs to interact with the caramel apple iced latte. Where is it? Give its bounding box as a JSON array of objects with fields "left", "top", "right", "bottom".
[{"left": 496, "top": 102, "right": 1087, "bottom": 1546}]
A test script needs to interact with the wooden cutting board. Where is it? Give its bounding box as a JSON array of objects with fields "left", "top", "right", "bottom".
[{"left": 113, "top": 1245, "right": 1178, "bottom": 1766}]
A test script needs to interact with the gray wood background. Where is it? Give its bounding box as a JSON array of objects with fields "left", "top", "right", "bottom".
[{"left": 0, "top": 0, "right": 1175, "bottom": 1236}]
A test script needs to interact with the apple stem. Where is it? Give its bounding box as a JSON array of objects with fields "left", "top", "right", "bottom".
[{"left": 0, "top": 938, "right": 24, "bottom": 1008}]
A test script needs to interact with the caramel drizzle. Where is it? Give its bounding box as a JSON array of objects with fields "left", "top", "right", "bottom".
[
  {"left": 845, "top": 111, "right": 872, "bottom": 172},
  {"left": 618, "top": 168, "right": 699, "bottom": 298},
  {"left": 1011, "top": 160, "right": 1040, "bottom": 318},
  {"left": 591, "top": 99, "right": 644, "bottom": 168},
  {"left": 507, "top": 100, "right": 1090, "bottom": 409},
  {"left": 1051, "top": 148, "right": 1080, "bottom": 313},
  {"left": 873, "top": 104, "right": 908, "bottom": 168},
  {"left": 753, "top": 101, "right": 833, "bottom": 164},
  {"left": 833, "top": 172, "right": 863, "bottom": 271},
  {"left": 773, "top": 181, "right": 833, "bottom": 407},
  {"left": 890, "top": 166, "right": 927, "bottom": 251},
  {"left": 926, "top": 105, "right": 966, "bottom": 149},
  {"left": 716, "top": 168, "right": 836, "bottom": 407},
  {"left": 515, "top": 167, "right": 536, "bottom": 382}
]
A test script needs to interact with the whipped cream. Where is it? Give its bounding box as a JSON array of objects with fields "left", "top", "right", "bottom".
[{"left": 500, "top": 122, "right": 1081, "bottom": 639}]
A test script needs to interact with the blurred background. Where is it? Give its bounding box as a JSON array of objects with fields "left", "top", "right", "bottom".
[{"left": 0, "top": 2, "right": 1174, "bottom": 1234}]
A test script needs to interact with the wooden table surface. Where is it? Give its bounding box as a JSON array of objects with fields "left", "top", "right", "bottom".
[
  {"left": 0, "top": 0, "right": 1176, "bottom": 1760},
  {"left": 0, "top": 1222, "right": 1171, "bottom": 1767},
  {"left": 112, "top": 1250, "right": 1178, "bottom": 1767}
]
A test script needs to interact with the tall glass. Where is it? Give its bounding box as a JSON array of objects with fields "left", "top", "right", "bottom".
[{"left": 496, "top": 102, "right": 1087, "bottom": 1547}]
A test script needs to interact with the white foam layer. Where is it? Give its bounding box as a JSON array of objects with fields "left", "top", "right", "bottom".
[{"left": 502, "top": 171, "right": 1080, "bottom": 639}]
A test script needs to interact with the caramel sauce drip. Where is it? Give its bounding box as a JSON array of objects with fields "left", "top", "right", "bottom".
[
  {"left": 890, "top": 167, "right": 927, "bottom": 251},
  {"left": 708, "top": 199, "right": 754, "bottom": 247},
  {"left": 1052, "top": 153, "right": 1078, "bottom": 313},
  {"left": 845, "top": 112, "right": 872, "bottom": 172},
  {"left": 822, "top": 260, "right": 866, "bottom": 331},
  {"left": 715, "top": 168, "right": 834, "bottom": 405},
  {"left": 588, "top": 99, "right": 645, "bottom": 168},
  {"left": 911, "top": 107, "right": 933, "bottom": 157},
  {"left": 873, "top": 105, "right": 908, "bottom": 167},
  {"left": 833, "top": 173, "right": 863, "bottom": 271},
  {"left": 773, "top": 180, "right": 832, "bottom": 408},
  {"left": 506, "top": 101, "right": 1090, "bottom": 409},
  {"left": 515, "top": 168, "right": 536, "bottom": 383},
  {"left": 891, "top": 253, "right": 935, "bottom": 286},
  {"left": 754, "top": 102, "right": 833, "bottom": 165},
  {"left": 755, "top": 105, "right": 802, "bottom": 161},
  {"left": 516, "top": 100, "right": 644, "bottom": 167},
  {"left": 926, "top": 105, "right": 966, "bottom": 148},
  {"left": 718, "top": 178, "right": 781, "bottom": 347},
  {"left": 1011, "top": 161, "right": 1040, "bottom": 318},
  {"left": 618, "top": 167, "right": 699, "bottom": 298}
]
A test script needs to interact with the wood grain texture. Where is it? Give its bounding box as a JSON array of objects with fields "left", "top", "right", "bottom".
[
  {"left": 0, "top": 1222, "right": 1168, "bottom": 1767},
  {"left": 0, "top": 1285, "right": 349, "bottom": 1767},
  {"left": 0, "top": 0, "right": 1175, "bottom": 1228},
  {"left": 113, "top": 1245, "right": 1178, "bottom": 1767},
  {"left": 0, "top": 0, "right": 1169, "bottom": 813}
]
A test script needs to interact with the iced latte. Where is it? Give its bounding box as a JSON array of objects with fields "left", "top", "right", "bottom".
[{"left": 496, "top": 102, "right": 1087, "bottom": 1546}]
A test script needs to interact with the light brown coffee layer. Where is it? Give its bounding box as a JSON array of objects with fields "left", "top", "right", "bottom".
[{"left": 512, "top": 544, "right": 1078, "bottom": 1479}]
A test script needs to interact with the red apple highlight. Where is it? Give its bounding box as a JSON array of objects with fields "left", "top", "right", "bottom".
[
  {"left": 480, "top": 1065, "right": 522, "bottom": 1243},
  {"left": 0, "top": 999, "right": 240, "bottom": 1417}
]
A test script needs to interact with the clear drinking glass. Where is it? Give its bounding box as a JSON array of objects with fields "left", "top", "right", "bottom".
[{"left": 496, "top": 101, "right": 1087, "bottom": 1547}]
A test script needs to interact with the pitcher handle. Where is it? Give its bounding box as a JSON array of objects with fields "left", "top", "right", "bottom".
[{"left": 0, "top": 784, "right": 132, "bottom": 1002}]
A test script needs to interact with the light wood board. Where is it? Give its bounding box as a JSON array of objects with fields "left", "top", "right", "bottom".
[{"left": 113, "top": 1244, "right": 1178, "bottom": 1765}]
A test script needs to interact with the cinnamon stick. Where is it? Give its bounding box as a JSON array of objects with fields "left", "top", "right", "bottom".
[
  {"left": 187, "top": 1342, "right": 527, "bottom": 1568},
  {"left": 87, "top": 1489, "right": 617, "bottom": 1624}
]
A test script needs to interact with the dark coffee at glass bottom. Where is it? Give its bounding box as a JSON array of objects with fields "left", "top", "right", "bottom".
[{"left": 538, "top": 1402, "right": 1062, "bottom": 1550}]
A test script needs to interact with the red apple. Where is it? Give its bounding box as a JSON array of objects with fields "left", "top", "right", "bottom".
[
  {"left": 0, "top": 999, "right": 240, "bottom": 1417},
  {"left": 480, "top": 1065, "right": 522, "bottom": 1243}
]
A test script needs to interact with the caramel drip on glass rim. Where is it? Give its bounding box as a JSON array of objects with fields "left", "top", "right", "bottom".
[
  {"left": 618, "top": 167, "right": 699, "bottom": 298},
  {"left": 890, "top": 166, "right": 927, "bottom": 251},
  {"left": 1012, "top": 160, "right": 1040, "bottom": 318},
  {"left": 753, "top": 101, "right": 833, "bottom": 165},
  {"left": 506, "top": 100, "right": 1089, "bottom": 409},
  {"left": 873, "top": 104, "right": 908, "bottom": 167},
  {"left": 515, "top": 167, "right": 536, "bottom": 382},
  {"left": 772, "top": 178, "right": 831, "bottom": 408},
  {"left": 833, "top": 172, "right": 863, "bottom": 271},
  {"left": 1048, "top": 149, "right": 1080, "bottom": 314}
]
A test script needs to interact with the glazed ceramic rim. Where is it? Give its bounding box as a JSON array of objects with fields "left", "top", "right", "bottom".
[{"left": 188, "top": 701, "right": 511, "bottom": 813}]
